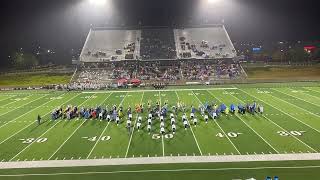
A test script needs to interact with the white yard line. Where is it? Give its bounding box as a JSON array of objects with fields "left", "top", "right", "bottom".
[
  {"left": 234, "top": 88, "right": 319, "bottom": 153},
  {"left": 238, "top": 88, "right": 320, "bottom": 134},
  {"left": 275, "top": 88, "right": 320, "bottom": 107},
  {"left": 0, "top": 94, "right": 45, "bottom": 117},
  {"left": 48, "top": 93, "right": 102, "bottom": 160},
  {"left": 87, "top": 92, "right": 128, "bottom": 159},
  {"left": 159, "top": 91, "right": 165, "bottom": 157},
  {"left": 161, "top": 135, "right": 165, "bottom": 157},
  {"left": 7, "top": 93, "right": 83, "bottom": 160},
  {"left": 176, "top": 91, "right": 203, "bottom": 156},
  {"left": 1, "top": 154, "right": 320, "bottom": 170},
  {"left": 270, "top": 88, "right": 320, "bottom": 118},
  {"left": 192, "top": 90, "right": 241, "bottom": 155},
  {"left": 305, "top": 87, "right": 320, "bottom": 94},
  {"left": 225, "top": 93, "right": 283, "bottom": 154},
  {"left": 0, "top": 95, "right": 16, "bottom": 104},
  {"left": 262, "top": 115, "right": 318, "bottom": 153},
  {"left": 0, "top": 93, "right": 77, "bottom": 145},
  {"left": 2, "top": 165, "right": 320, "bottom": 177},
  {"left": 10, "top": 121, "right": 63, "bottom": 161},
  {"left": 86, "top": 93, "right": 114, "bottom": 159},
  {"left": 81, "top": 87, "right": 238, "bottom": 94},
  {"left": 0, "top": 95, "right": 32, "bottom": 108},
  {"left": 289, "top": 88, "right": 320, "bottom": 101},
  {"left": 125, "top": 92, "right": 144, "bottom": 158}
]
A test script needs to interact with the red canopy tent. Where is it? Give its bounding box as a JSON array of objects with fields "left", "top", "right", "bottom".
[{"left": 130, "top": 78, "right": 141, "bottom": 85}]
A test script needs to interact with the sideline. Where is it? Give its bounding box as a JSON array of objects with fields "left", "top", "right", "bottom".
[
  {"left": 1, "top": 165, "right": 320, "bottom": 177},
  {"left": 81, "top": 87, "right": 238, "bottom": 93},
  {"left": 0, "top": 153, "right": 320, "bottom": 170}
]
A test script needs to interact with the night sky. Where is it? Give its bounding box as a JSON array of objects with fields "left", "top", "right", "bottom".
[{"left": 0, "top": 0, "right": 319, "bottom": 66}]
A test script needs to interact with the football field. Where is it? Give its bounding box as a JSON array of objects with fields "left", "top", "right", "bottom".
[{"left": 0, "top": 82, "right": 320, "bottom": 179}]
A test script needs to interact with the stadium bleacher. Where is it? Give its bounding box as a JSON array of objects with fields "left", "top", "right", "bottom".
[
  {"left": 80, "top": 28, "right": 141, "bottom": 62},
  {"left": 174, "top": 25, "right": 237, "bottom": 59},
  {"left": 140, "top": 28, "right": 177, "bottom": 60},
  {"left": 72, "top": 25, "right": 245, "bottom": 89}
]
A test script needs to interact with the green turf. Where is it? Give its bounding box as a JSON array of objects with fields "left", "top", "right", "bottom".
[
  {"left": 0, "top": 82, "right": 320, "bottom": 179},
  {"left": 0, "top": 73, "right": 72, "bottom": 87},
  {"left": 1, "top": 160, "right": 320, "bottom": 180},
  {"left": 244, "top": 66, "right": 320, "bottom": 81}
]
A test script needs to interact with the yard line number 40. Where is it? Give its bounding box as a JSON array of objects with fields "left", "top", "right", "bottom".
[{"left": 216, "top": 132, "right": 242, "bottom": 138}]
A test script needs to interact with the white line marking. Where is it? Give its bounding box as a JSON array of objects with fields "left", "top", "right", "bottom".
[
  {"left": 0, "top": 95, "right": 50, "bottom": 129},
  {"left": 271, "top": 88, "right": 320, "bottom": 118},
  {"left": 238, "top": 88, "right": 320, "bottom": 134},
  {"left": 218, "top": 92, "right": 280, "bottom": 154},
  {"left": 48, "top": 93, "right": 101, "bottom": 160},
  {"left": 81, "top": 87, "right": 238, "bottom": 94},
  {"left": 276, "top": 88, "right": 320, "bottom": 107},
  {"left": 161, "top": 135, "right": 165, "bottom": 157},
  {"left": 10, "top": 121, "right": 62, "bottom": 161},
  {"left": 262, "top": 114, "right": 318, "bottom": 153},
  {"left": 0, "top": 94, "right": 33, "bottom": 110},
  {"left": 291, "top": 87, "right": 320, "bottom": 100},
  {"left": 86, "top": 93, "right": 115, "bottom": 159},
  {"left": 159, "top": 91, "right": 165, "bottom": 157},
  {"left": 201, "top": 90, "right": 241, "bottom": 155},
  {"left": 176, "top": 91, "right": 203, "bottom": 156},
  {"left": 0, "top": 93, "right": 78, "bottom": 145},
  {"left": 2, "top": 165, "right": 320, "bottom": 177},
  {"left": 125, "top": 92, "right": 144, "bottom": 158}
]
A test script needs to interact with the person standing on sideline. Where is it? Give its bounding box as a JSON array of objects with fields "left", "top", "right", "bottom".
[{"left": 37, "top": 115, "right": 41, "bottom": 125}]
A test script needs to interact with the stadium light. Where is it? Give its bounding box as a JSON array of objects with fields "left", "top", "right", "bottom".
[
  {"left": 89, "top": 0, "right": 107, "bottom": 6},
  {"left": 207, "top": 0, "right": 221, "bottom": 4}
]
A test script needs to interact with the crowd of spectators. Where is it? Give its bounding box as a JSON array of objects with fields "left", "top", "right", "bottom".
[
  {"left": 215, "top": 62, "right": 241, "bottom": 79},
  {"left": 180, "top": 61, "right": 213, "bottom": 81},
  {"left": 70, "top": 60, "right": 243, "bottom": 90}
]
